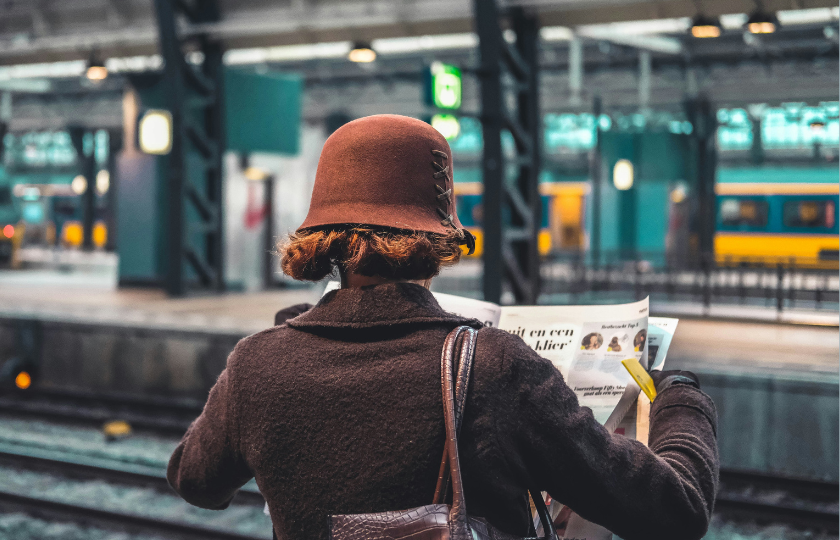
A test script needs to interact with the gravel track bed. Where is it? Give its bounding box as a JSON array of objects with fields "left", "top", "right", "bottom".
[
  {"left": 0, "top": 414, "right": 177, "bottom": 468},
  {"left": 705, "top": 514, "right": 837, "bottom": 540},
  {"left": 0, "top": 464, "right": 271, "bottom": 538},
  {"left": 0, "top": 413, "right": 833, "bottom": 539},
  {"left": 0, "top": 512, "right": 169, "bottom": 540}
]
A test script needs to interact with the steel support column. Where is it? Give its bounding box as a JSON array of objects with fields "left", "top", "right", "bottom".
[
  {"left": 686, "top": 97, "right": 717, "bottom": 263},
  {"left": 590, "top": 95, "right": 602, "bottom": 267},
  {"left": 473, "top": 0, "right": 542, "bottom": 304},
  {"left": 153, "top": 0, "right": 225, "bottom": 296},
  {"left": 263, "top": 174, "right": 275, "bottom": 289},
  {"left": 105, "top": 130, "right": 122, "bottom": 252},
  {"left": 68, "top": 126, "right": 96, "bottom": 250}
]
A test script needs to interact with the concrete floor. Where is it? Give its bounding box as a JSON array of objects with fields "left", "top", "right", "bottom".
[
  {"left": 668, "top": 318, "right": 838, "bottom": 379},
  {"left": 0, "top": 276, "right": 836, "bottom": 380}
]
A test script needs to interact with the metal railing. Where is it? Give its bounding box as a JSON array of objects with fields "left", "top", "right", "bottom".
[
  {"left": 434, "top": 252, "right": 839, "bottom": 315},
  {"left": 542, "top": 253, "right": 839, "bottom": 313}
]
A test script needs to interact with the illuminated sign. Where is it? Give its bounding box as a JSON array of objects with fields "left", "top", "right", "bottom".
[
  {"left": 431, "top": 114, "right": 461, "bottom": 140},
  {"left": 613, "top": 159, "right": 634, "bottom": 190},
  {"left": 3, "top": 129, "right": 111, "bottom": 169},
  {"left": 3, "top": 131, "right": 76, "bottom": 168},
  {"left": 139, "top": 109, "right": 173, "bottom": 155},
  {"left": 425, "top": 62, "right": 462, "bottom": 110},
  {"left": 717, "top": 108, "right": 753, "bottom": 150},
  {"left": 717, "top": 102, "right": 839, "bottom": 150}
]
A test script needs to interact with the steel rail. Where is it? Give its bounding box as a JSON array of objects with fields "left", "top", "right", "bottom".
[
  {"left": 0, "top": 448, "right": 265, "bottom": 507},
  {"left": 0, "top": 388, "right": 201, "bottom": 435},
  {"left": 714, "top": 496, "right": 839, "bottom": 532},
  {"left": 720, "top": 468, "right": 839, "bottom": 500},
  {"left": 2, "top": 393, "right": 837, "bottom": 533},
  {"left": 0, "top": 489, "right": 267, "bottom": 540},
  {"left": 30, "top": 387, "right": 205, "bottom": 412},
  {"left": 717, "top": 468, "right": 839, "bottom": 533},
  {"left": 0, "top": 399, "right": 193, "bottom": 435}
]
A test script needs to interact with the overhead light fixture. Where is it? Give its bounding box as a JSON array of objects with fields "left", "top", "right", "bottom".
[
  {"left": 240, "top": 153, "right": 271, "bottom": 181},
  {"left": 670, "top": 184, "right": 688, "bottom": 204},
  {"left": 243, "top": 166, "right": 270, "bottom": 181},
  {"left": 809, "top": 119, "right": 827, "bottom": 131},
  {"left": 96, "top": 170, "right": 110, "bottom": 195},
  {"left": 690, "top": 14, "right": 722, "bottom": 38},
  {"left": 613, "top": 159, "right": 634, "bottom": 190},
  {"left": 71, "top": 175, "right": 88, "bottom": 195},
  {"left": 348, "top": 42, "right": 376, "bottom": 63},
  {"left": 86, "top": 52, "right": 108, "bottom": 81},
  {"left": 745, "top": 10, "right": 779, "bottom": 34},
  {"left": 138, "top": 109, "right": 173, "bottom": 155}
]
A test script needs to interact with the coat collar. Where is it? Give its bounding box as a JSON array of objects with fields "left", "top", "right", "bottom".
[{"left": 286, "top": 282, "right": 483, "bottom": 330}]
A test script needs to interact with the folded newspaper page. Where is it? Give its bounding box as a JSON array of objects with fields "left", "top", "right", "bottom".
[
  {"left": 538, "top": 317, "right": 680, "bottom": 540},
  {"left": 647, "top": 317, "right": 679, "bottom": 372},
  {"left": 432, "top": 292, "right": 682, "bottom": 540}
]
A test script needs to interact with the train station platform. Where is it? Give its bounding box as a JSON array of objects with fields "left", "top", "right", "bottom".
[
  {"left": 0, "top": 281, "right": 319, "bottom": 336},
  {"left": 2, "top": 278, "right": 836, "bottom": 369},
  {"left": 0, "top": 277, "right": 837, "bottom": 481}
]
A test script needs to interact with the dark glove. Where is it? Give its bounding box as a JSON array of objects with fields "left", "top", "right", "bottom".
[
  {"left": 650, "top": 370, "right": 700, "bottom": 393},
  {"left": 274, "top": 303, "right": 314, "bottom": 326}
]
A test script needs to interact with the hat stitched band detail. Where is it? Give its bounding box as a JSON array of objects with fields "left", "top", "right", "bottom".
[{"left": 431, "top": 150, "right": 455, "bottom": 229}]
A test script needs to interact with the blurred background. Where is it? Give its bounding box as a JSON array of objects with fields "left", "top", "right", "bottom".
[{"left": 0, "top": 0, "right": 836, "bottom": 539}]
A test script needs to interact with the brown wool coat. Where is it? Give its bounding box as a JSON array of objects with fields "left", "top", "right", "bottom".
[{"left": 167, "top": 283, "right": 719, "bottom": 540}]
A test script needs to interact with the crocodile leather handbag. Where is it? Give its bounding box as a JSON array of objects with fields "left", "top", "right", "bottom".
[{"left": 329, "top": 326, "right": 558, "bottom": 540}]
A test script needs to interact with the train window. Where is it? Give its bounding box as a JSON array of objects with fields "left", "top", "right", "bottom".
[
  {"left": 720, "top": 198, "right": 768, "bottom": 227},
  {"left": 783, "top": 200, "right": 836, "bottom": 228},
  {"left": 0, "top": 187, "right": 10, "bottom": 205}
]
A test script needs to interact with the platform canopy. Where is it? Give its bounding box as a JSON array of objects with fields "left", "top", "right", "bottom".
[{"left": 0, "top": 0, "right": 835, "bottom": 65}]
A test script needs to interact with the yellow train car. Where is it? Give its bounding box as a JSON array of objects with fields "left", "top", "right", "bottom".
[
  {"left": 453, "top": 182, "right": 589, "bottom": 257},
  {"left": 715, "top": 182, "right": 839, "bottom": 268},
  {"left": 60, "top": 220, "right": 108, "bottom": 249}
]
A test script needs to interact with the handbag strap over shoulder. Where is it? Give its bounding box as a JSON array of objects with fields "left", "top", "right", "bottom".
[
  {"left": 433, "top": 326, "right": 474, "bottom": 504},
  {"left": 433, "top": 326, "right": 557, "bottom": 540}
]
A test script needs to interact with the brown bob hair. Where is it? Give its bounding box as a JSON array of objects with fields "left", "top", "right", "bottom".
[{"left": 279, "top": 226, "right": 464, "bottom": 282}]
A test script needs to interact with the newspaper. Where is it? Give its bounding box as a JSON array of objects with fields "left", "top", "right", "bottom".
[
  {"left": 647, "top": 317, "right": 679, "bottom": 372},
  {"left": 536, "top": 318, "right": 679, "bottom": 540},
  {"left": 425, "top": 292, "right": 681, "bottom": 540}
]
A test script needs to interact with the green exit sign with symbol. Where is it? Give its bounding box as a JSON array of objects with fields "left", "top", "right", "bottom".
[{"left": 424, "top": 62, "right": 462, "bottom": 110}]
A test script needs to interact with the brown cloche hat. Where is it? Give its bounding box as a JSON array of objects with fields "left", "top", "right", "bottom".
[{"left": 297, "top": 114, "right": 475, "bottom": 254}]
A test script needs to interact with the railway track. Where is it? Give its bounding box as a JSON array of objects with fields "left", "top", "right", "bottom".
[
  {"left": 0, "top": 490, "right": 267, "bottom": 540},
  {"left": 716, "top": 469, "right": 839, "bottom": 533},
  {"left": 0, "top": 390, "right": 836, "bottom": 534},
  {"left": 0, "top": 445, "right": 268, "bottom": 539},
  {"left": 0, "top": 387, "right": 202, "bottom": 435},
  {"left": 0, "top": 446, "right": 265, "bottom": 506}
]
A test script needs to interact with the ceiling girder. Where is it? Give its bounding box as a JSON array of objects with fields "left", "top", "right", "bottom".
[{"left": 0, "top": 0, "right": 835, "bottom": 64}]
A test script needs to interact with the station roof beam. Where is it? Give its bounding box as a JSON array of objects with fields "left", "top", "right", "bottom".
[{"left": 0, "top": 0, "right": 835, "bottom": 65}]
